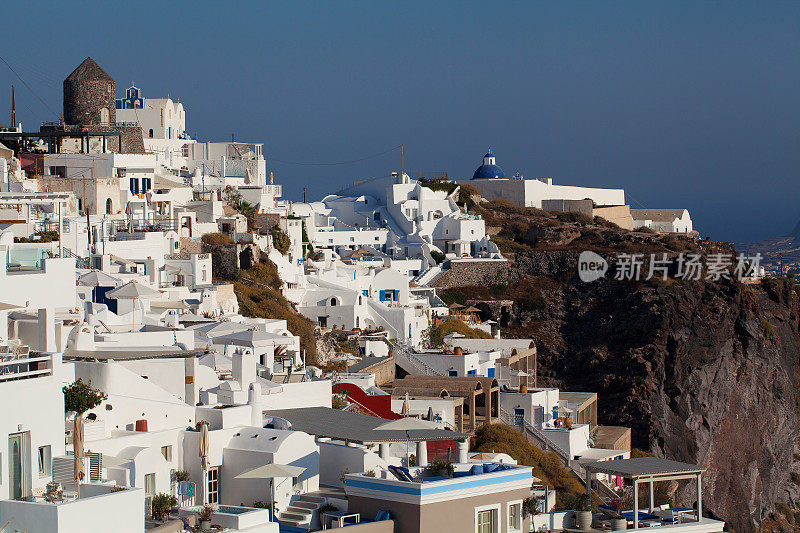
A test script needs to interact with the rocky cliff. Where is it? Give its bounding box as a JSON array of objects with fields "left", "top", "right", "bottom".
[{"left": 442, "top": 200, "right": 800, "bottom": 531}]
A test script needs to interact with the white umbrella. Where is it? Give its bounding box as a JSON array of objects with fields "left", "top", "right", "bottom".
[
  {"left": 199, "top": 422, "right": 209, "bottom": 504},
  {"left": 77, "top": 271, "right": 122, "bottom": 287},
  {"left": 105, "top": 280, "right": 162, "bottom": 299},
  {"left": 106, "top": 281, "right": 163, "bottom": 329},
  {"left": 74, "top": 416, "right": 85, "bottom": 487},
  {"left": 236, "top": 464, "right": 306, "bottom": 522}
]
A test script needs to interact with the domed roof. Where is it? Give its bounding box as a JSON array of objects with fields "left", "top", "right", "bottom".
[
  {"left": 472, "top": 164, "right": 506, "bottom": 180},
  {"left": 65, "top": 57, "right": 113, "bottom": 83},
  {"left": 472, "top": 149, "right": 506, "bottom": 180}
]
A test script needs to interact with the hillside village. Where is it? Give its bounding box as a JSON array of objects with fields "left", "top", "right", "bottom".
[{"left": 0, "top": 58, "right": 745, "bottom": 533}]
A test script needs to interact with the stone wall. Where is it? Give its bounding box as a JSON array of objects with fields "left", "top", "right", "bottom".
[
  {"left": 430, "top": 259, "right": 508, "bottom": 289},
  {"left": 202, "top": 242, "right": 261, "bottom": 280},
  {"left": 64, "top": 77, "right": 116, "bottom": 126},
  {"left": 40, "top": 124, "right": 144, "bottom": 154}
]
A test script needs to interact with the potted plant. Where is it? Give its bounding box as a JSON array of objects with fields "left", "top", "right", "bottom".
[
  {"left": 197, "top": 504, "right": 214, "bottom": 530},
  {"left": 426, "top": 459, "right": 454, "bottom": 478},
  {"left": 608, "top": 497, "right": 627, "bottom": 530},
  {"left": 564, "top": 493, "right": 592, "bottom": 530}
]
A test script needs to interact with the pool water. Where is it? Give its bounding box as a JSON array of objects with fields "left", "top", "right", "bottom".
[{"left": 216, "top": 505, "right": 254, "bottom": 515}]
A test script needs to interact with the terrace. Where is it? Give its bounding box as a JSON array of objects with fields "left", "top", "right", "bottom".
[{"left": 0, "top": 483, "right": 144, "bottom": 533}]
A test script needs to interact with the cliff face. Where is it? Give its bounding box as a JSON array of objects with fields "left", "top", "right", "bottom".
[
  {"left": 505, "top": 259, "right": 800, "bottom": 532},
  {"left": 443, "top": 201, "right": 800, "bottom": 531}
]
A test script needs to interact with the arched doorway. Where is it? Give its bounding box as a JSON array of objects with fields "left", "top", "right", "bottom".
[
  {"left": 106, "top": 198, "right": 113, "bottom": 214},
  {"left": 100, "top": 107, "right": 110, "bottom": 124}
]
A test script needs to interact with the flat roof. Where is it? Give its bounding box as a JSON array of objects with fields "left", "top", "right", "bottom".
[
  {"left": 266, "top": 407, "right": 470, "bottom": 444},
  {"left": 583, "top": 457, "right": 706, "bottom": 479},
  {"left": 64, "top": 349, "right": 207, "bottom": 361}
]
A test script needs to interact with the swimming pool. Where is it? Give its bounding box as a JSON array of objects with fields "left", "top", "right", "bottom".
[{"left": 216, "top": 505, "right": 254, "bottom": 515}]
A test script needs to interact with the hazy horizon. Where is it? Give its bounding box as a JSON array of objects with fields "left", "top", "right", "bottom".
[{"left": 1, "top": 2, "right": 798, "bottom": 243}]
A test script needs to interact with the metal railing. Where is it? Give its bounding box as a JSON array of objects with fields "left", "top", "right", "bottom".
[
  {"left": 0, "top": 352, "right": 53, "bottom": 382},
  {"left": 391, "top": 344, "right": 443, "bottom": 376},
  {"left": 499, "top": 407, "right": 572, "bottom": 463}
]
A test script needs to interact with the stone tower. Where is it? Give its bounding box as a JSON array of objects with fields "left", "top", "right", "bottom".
[{"left": 63, "top": 57, "right": 116, "bottom": 126}]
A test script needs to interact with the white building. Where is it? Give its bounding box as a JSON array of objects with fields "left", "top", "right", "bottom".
[
  {"left": 631, "top": 208, "right": 694, "bottom": 233},
  {"left": 461, "top": 150, "right": 626, "bottom": 209}
]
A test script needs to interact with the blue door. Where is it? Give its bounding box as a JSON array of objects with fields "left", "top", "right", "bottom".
[
  {"left": 514, "top": 408, "right": 525, "bottom": 426},
  {"left": 487, "top": 368, "right": 495, "bottom": 377}
]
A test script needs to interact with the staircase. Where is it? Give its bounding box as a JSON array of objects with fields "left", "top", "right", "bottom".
[
  {"left": 392, "top": 343, "right": 443, "bottom": 377},
  {"left": 278, "top": 494, "right": 326, "bottom": 529}
]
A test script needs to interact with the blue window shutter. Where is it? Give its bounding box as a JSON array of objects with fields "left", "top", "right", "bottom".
[
  {"left": 379, "top": 290, "right": 385, "bottom": 301},
  {"left": 487, "top": 368, "right": 495, "bottom": 377}
]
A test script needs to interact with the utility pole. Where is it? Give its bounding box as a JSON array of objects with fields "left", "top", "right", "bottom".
[
  {"left": 400, "top": 144, "right": 404, "bottom": 175},
  {"left": 11, "top": 85, "right": 15, "bottom": 129},
  {"left": 202, "top": 163, "right": 205, "bottom": 199},
  {"left": 303, "top": 187, "right": 306, "bottom": 203}
]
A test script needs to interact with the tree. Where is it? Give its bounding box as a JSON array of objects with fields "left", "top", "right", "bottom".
[{"left": 63, "top": 378, "right": 107, "bottom": 415}]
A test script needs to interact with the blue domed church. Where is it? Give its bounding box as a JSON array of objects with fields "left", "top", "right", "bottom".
[{"left": 471, "top": 149, "right": 506, "bottom": 180}]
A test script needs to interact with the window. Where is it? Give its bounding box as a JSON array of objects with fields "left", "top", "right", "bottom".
[
  {"left": 207, "top": 466, "right": 219, "bottom": 504},
  {"left": 149, "top": 129, "right": 154, "bottom": 138},
  {"left": 144, "top": 473, "right": 156, "bottom": 497},
  {"left": 202, "top": 270, "right": 207, "bottom": 282},
  {"left": 142, "top": 177, "right": 152, "bottom": 192},
  {"left": 38, "top": 446, "right": 51, "bottom": 477},
  {"left": 293, "top": 476, "right": 302, "bottom": 491},
  {"left": 508, "top": 502, "right": 522, "bottom": 532},
  {"left": 476, "top": 508, "right": 497, "bottom": 533},
  {"left": 106, "top": 198, "right": 113, "bottom": 214},
  {"left": 130, "top": 177, "right": 139, "bottom": 194},
  {"left": 161, "top": 445, "right": 172, "bottom": 462}
]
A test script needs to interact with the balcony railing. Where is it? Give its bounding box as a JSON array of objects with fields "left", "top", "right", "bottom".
[{"left": 0, "top": 351, "right": 53, "bottom": 382}]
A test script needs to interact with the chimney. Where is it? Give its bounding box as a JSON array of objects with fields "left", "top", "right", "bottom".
[
  {"left": 454, "top": 346, "right": 463, "bottom": 356},
  {"left": 233, "top": 351, "right": 257, "bottom": 391}
]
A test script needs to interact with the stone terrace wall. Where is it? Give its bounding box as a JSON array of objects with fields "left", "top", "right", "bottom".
[{"left": 431, "top": 259, "right": 508, "bottom": 289}]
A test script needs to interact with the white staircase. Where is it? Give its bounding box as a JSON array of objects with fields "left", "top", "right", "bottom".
[{"left": 278, "top": 494, "right": 326, "bottom": 528}]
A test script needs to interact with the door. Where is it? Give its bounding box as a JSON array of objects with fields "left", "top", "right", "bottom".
[
  {"left": 8, "top": 432, "right": 30, "bottom": 500},
  {"left": 514, "top": 408, "right": 525, "bottom": 427}
]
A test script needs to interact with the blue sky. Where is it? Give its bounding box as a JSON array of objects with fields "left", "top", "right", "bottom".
[{"left": 1, "top": 2, "right": 798, "bottom": 242}]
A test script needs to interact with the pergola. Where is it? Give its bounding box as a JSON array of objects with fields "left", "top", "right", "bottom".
[{"left": 583, "top": 457, "right": 706, "bottom": 530}]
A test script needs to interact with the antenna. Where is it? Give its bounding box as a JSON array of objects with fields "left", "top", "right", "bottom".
[{"left": 11, "top": 85, "right": 15, "bottom": 128}]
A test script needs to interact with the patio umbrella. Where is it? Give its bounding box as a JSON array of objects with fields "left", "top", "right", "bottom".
[
  {"left": 401, "top": 392, "right": 410, "bottom": 416},
  {"left": 74, "top": 415, "right": 85, "bottom": 486},
  {"left": 77, "top": 270, "right": 121, "bottom": 287},
  {"left": 199, "top": 422, "right": 209, "bottom": 504},
  {"left": 106, "top": 281, "right": 163, "bottom": 329},
  {"left": 236, "top": 464, "right": 306, "bottom": 522}
]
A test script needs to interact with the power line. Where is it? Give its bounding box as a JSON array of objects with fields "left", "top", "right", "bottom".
[
  {"left": 268, "top": 144, "right": 403, "bottom": 167},
  {"left": 0, "top": 53, "right": 59, "bottom": 117}
]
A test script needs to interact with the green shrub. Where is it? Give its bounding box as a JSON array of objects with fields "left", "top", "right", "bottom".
[
  {"left": 426, "top": 459, "right": 454, "bottom": 477},
  {"left": 63, "top": 378, "right": 107, "bottom": 415},
  {"left": 553, "top": 210, "right": 593, "bottom": 226},
  {"left": 430, "top": 250, "right": 446, "bottom": 265},
  {"left": 151, "top": 493, "right": 178, "bottom": 520},
  {"left": 269, "top": 226, "right": 291, "bottom": 255}
]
